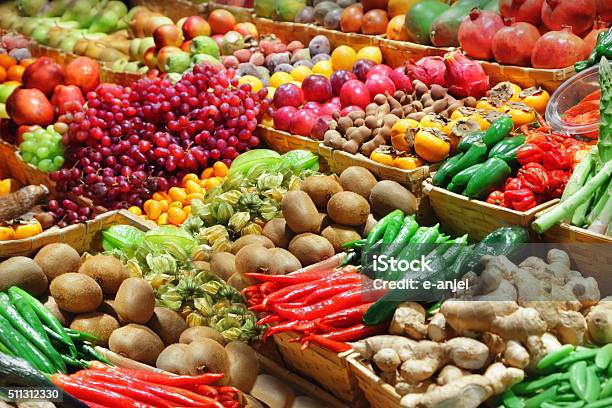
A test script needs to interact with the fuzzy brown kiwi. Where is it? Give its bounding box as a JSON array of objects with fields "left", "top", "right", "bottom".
[
  {"left": 326, "top": 191, "right": 370, "bottom": 226},
  {"left": 49, "top": 273, "right": 102, "bottom": 313},
  {"left": 156, "top": 343, "right": 190, "bottom": 374},
  {"left": 235, "top": 244, "right": 272, "bottom": 275},
  {"left": 321, "top": 225, "right": 361, "bottom": 252},
  {"left": 231, "top": 235, "right": 274, "bottom": 254},
  {"left": 288, "top": 233, "right": 335, "bottom": 266},
  {"left": 300, "top": 175, "right": 343, "bottom": 210},
  {"left": 78, "top": 254, "right": 128, "bottom": 295},
  {"left": 185, "top": 339, "right": 230, "bottom": 383},
  {"left": 146, "top": 307, "right": 187, "bottom": 346},
  {"left": 209, "top": 252, "right": 236, "bottom": 281},
  {"left": 262, "top": 218, "right": 295, "bottom": 249},
  {"left": 268, "top": 248, "right": 302, "bottom": 275},
  {"left": 114, "top": 278, "right": 156, "bottom": 324},
  {"left": 0, "top": 257, "right": 48, "bottom": 296},
  {"left": 225, "top": 341, "right": 259, "bottom": 392},
  {"left": 281, "top": 191, "right": 320, "bottom": 234},
  {"left": 70, "top": 312, "right": 119, "bottom": 345},
  {"left": 369, "top": 180, "right": 417, "bottom": 217},
  {"left": 179, "top": 326, "right": 225, "bottom": 345},
  {"left": 339, "top": 166, "right": 377, "bottom": 199},
  {"left": 34, "top": 243, "right": 80, "bottom": 281},
  {"left": 108, "top": 324, "right": 164, "bottom": 366}
]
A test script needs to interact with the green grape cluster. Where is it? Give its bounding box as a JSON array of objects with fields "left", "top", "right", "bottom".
[{"left": 19, "top": 126, "right": 65, "bottom": 173}]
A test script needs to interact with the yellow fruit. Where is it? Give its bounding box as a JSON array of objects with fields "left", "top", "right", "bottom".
[
  {"left": 152, "top": 192, "right": 168, "bottom": 201},
  {"left": 157, "top": 213, "right": 169, "bottom": 225},
  {"left": 168, "top": 187, "right": 187, "bottom": 203},
  {"left": 312, "top": 60, "right": 333, "bottom": 78},
  {"left": 201, "top": 167, "right": 214, "bottom": 179},
  {"left": 168, "top": 201, "right": 183, "bottom": 209},
  {"left": 270, "top": 72, "right": 293, "bottom": 88},
  {"left": 0, "top": 179, "right": 17, "bottom": 196},
  {"left": 261, "top": 114, "right": 274, "bottom": 127},
  {"left": 213, "top": 161, "right": 228, "bottom": 177},
  {"left": 158, "top": 199, "right": 169, "bottom": 212},
  {"left": 291, "top": 66, "right": 312, "bottom": 82},
  {"left": 186, "top": 193, "right": 205, "bottom": 204},
  {"left": 128, "top": 206, "right": 142, "bottom": 216},
  {"left": 145, "top": 201, "right": 162, "bottom": 220},
  {"left": 356, "top": 46, "right": 382, "bottom": 64},
  {"left": 185, "top": 179, "right": 203, "bottom": 194},
  {"left": 238, "top": 75, "right": 263, "bottom": 92},
  {"left": 331, "top": 45, "right": 357, "bottom": 71},
  {"left": 168, "top": 207, "right": 187, "bottom": 226},
  {"left": 13, "top": 221, "right": 42, "bottom": 240},
  {"left": 0, "top": 226, "right": 14, "bottom": 241},
  {"left": 266, "top": 87, "right": 275, "bottom": 99},
  {"left": 184, "top": 205, "right": 192, "bottom": 216},
  {"left": 205, "top": 177, "right": 223, "bottom": 190},
  {"left": 182, "top": 173, "right": 199, "bottom": 184}
]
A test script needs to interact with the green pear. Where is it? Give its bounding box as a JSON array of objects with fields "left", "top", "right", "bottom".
[
  {"left": 111, "top": 58, "right": 128, "bottom": 71},
  {"left": 55, "top": 20, "right": 79, "bottom": 29},
  {"left": 105, "top": 1, "right": 128, "bottom": 18},
  {"left": 115, "top": 15, "right": 129, "bottom": 31},
  {"left": 37, "top": 0, "right": 72, "bottom": 17},
  {"left": 48, "top": 27, "right": 68, "bottom": 47},
  {"left": 31, "top": 25, "right": 51, "bottom": 44},
  {"left": 0, "top": 12, "right": 18, "bottom": 29},
  {"left": 0, "top": 84, "right": 20, "bottom": 104},
  {"left": 123, "top": 61, "right": 140, "bottom": 73},
  {"left": 129, "top": 38, "right": 142, "bottom": 59},
  {"left": 137, "top": 37, "right": 155, "bottom": 60},
  {"left": 17, "top": 0, "right": 47, "bottom": 16},
  {"left": 0, "top": 104, "right": 8, "bottom": 120},
  {"left": 83, "top": 32, "right": 107, "bottom": 41},
  {"left": 88, "top": 10, "right": 118, "bottom": 34},
  {"left": 20, "top": 17, "right": 39, "bottom": 36},
  {"left": 59, "top": 35, "right": 80, "bottom": 53}
]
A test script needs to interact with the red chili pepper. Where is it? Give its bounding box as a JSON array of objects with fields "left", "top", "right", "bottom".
[
  {"left": 263, "top": 320, "right": 311, "bottom": 341},
  {"left": 195, "top": 384, "right": 219, "bottom": 399},
  {"left": 256, "top": 314, "right": 281, "bottom": 325},
  {"left": 319, "top": 303, "right": 373, "bottom": 328},
  {"left": 299, "top": 282, "right": 363, "bottom": 305},
  {"left": 260, "top": 281, "right": 281, "bottom": 295},
  {"left": 517, "top": 143, "right": 545, "bottom": 165},
  {"left": 299, "top": 335, "right": 352, "bottom": 353},
  {"left": 73, "top": 377, "right": 174, "bottom": 408},
  {"left": 51, "top": 374, "right": 147, "bottom": 408},
  {"left": 546, "top": 170, "right": 570, "bottom": 199},
  {"left": 518, "top": 163, "right": 549, "bottom": 194},
  {"left": 486, "top": 190, "right": 507, "bottom": 207},
  {"left": 542, "top": 147, "right": 572, "bottom": 171},
  {"left": 504, "top": 188, "right": 537, "bottom": 211},
  {"left": 525, "top": 130, "right": 549, "bottom": 146},
  {"left": 80, "top": 401, "right": 109, "bottom": 408},
  {"left": 246, "top": 269, "right": 332, "bottom": 284},
  {"left": 300, "top": 323, "right": 387, "bottom": 350},
  {"left": 111, "top": 368, "right": 224, "bottom": 386},
  {"left": 241, "top": 286, "right": 260, "bottom": 297},
  {"left": 273, "top": 286, "right": 385, "bottom": 321}
]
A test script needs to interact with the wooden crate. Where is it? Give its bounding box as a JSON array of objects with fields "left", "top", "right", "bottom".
[
  {"left": 256, "top": 125, "right": 319, "bottom": 154},
  {"left": 347, "top": 353, "right": 401, "bottom": 408},
  {"left": 377, "top": 37, "right": 448, "bottom": 67},
  {"left": 203, "top": 3, "right": 254, "bottom": 22},
  {"left": 130, "top": 0, "right": 204, "bottom": 21},
  {"left": 318, "top": 145, "right": 432, "bottom": 194},
  {"left": 480, "top": 61, "right": 575, "bottom": 93},
  {"left": 0, "top": 210, "right": 148, "bottom": 258},
  {"left": 423, "top": 180, "right": 558, "bottom": 241}
]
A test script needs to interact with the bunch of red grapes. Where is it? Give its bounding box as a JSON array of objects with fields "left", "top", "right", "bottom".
[{"left": 51, "top": 64, "right": 270, "bottom": 209}]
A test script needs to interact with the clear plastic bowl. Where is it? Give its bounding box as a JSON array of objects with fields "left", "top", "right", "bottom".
[{"left": 545, "top": 64, "right": 599, "bottom": 138}]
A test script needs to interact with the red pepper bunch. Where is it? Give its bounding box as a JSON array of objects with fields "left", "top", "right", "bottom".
[
  {"left": 51, "top": 361, "right": 239, "bottom": 408},
  {"left": 243, "top": 267, "right": 387, "bottom": 353},
  {"left": 487, "top": 128, "right": 581, "bottom": 211}
]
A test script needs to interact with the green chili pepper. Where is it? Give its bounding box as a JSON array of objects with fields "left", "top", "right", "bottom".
[
  {"left": 61, "top": 353, "right": 89, "bottom": 369},
  {"left": 595, "top": 344, "right": 612, "bottom": 370},
  {"left": 432, "top": 153, "right": 464, "bottom": 187},
  {"left": 366, "top": 210, "right": 403, "bottom": 248},
  {"left": 541, "top": 403, "right": 564, "bottom": 408},
  {"left": 446, "top": 182, "right": 463, "bottom": 193},
  {"left": 342, "top": 238, "right": 366, "bottom": 250},
  {"left": 570, "top": 361, "right": 588, "bottom": 400},
  {"left": 449, "top": 163, "right": 484, "bottom": 189},
  {"left": 584, "top": 366, "right": 601, "bottom": 403},
  {"left": 443, "top": 142, "right": 488, "bottom": 182},
  {"left": 458, "top": 131, "right": 486, "bottom": 153},
  {"left": 555, "top": 393, "right": 580, "bottom": 402},
  {"left": 538, "top": 345, "right": 575, "bottom": 370},
  {"left": 463, "top": 157, "right": 511, "bottom": 199},
  {"left": 382, "top": 218, "right": 403, "bottom": 245},
  {"left": 558, "top": 383, "right": 572, "bottom": 394},
  {"left": 601, "top": 379, "right": 612, "bottom": 399},
  {"left": 79, "top": 343, "right": 112, "bottom": 366},
  {"left": 524, "top": 385, "right": 558, "bottom": 408},
  {"left": 66, "top": 329, "right": 99, "bottom": 343},
  {"left": 0, "top": 314, "right": 45, "bottom": 373},
  {"left": 488, "top": 135, "right": 526, "bottom": 159},
  {"left": 380, "top": 215, "right": 418, "bottom": 259},
  {"left": 502, "top": 390, "right": 525, "bottom": 408},
  {"left": 339, "top": 250, "right": 358, "bottom": 267},
  {"left": 483, "top": 116, "right": 514, "bottom": 147}
]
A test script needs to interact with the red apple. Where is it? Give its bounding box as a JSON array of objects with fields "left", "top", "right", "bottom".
[
  {"left": 302, "top": 101, "right": 322, "bottom": 116},
  {"left": 389, "top": 67, "right": 413, "bottom": 92},
  {"left": 321, "top": 100, "right": 340, "bottom": 117},
  {"left": 273, "top": 83, "right": 304, "bottom": 108},
  {"left": 340, "top": 80, "right": 371, "bottom": 109},
  {"left": 311, "top": 117, "right": 331, "bottom": 140},
  {"left": 64, "top": 57, "right": 100, "bottom": 93},
  {"left": 22, "top": 57, "right": 65, "bottom": 98},
  {"left": 273, "top": 106, "right": 298, "bottom": 131},
  {"left": 153, "top": 24, "right": 184, "bottom": 49},
  {"left": 330, "top": 70, "right": 357, "bottom": 96},
  {"left": 51, "top": 85, "right": 85, "bottom": 116},
  {"left": 6, "top": 88, "right": 54, "bottom": 126},
  {"left": 365, "top": 74, "right": 396, "bottom": 98},
  {"left": 340, "top": 105, "right": 365, "bottom": 116},
  {"left": 181, "top": 16, "right": 211, "bottom": 40},
  {"left": 352, "top": 59, "right": 376, "bottom": 82},
  {"left": 302, "top": 74, "right": 332, "bottom": 103},
  {"left": 290, "top": 109, "right": 317, "bottom": 136},
  {"left": 366, "top": 64, "right": 393, "bottom": 79},
  {"left": 234, "top": 22, "right": 258, "bottom": 38}
]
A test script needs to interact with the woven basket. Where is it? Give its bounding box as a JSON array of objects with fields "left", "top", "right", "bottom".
[
  {"left": 0, "top": 210, "right": 148, "bottom": 258},
  {"left": 130, "top": 0, "right": 204, "bottom": 21},
  {"left": 318, "top": 145, "right": 432, "bottom": 194},
  {"left": 347, "top": 354, "right": 401, "bottom": 408},
  {"left": 203, "top": 3, "right": 254, "bottom": 22},
  {"left": 480, "top": 61, "right": 575, "bottom": 93},
  {"left": 0, "top": 139, "right": 54, "bottom": 187},
  {"left": 377, "top": 37, "right": 449, "bottom": 67},
  {"left": 423, "top": 179, "right": 558, "bottom": 241},
  {"left": 256, "top": 125, "right": 320, "bottom": 154}
]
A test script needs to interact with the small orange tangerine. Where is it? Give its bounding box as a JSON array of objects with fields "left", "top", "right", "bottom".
[
  {"left": 13, "top": 220, "right": 43, "bottom": 239},
  {"left": 7, "top": 65, "right": 24, "bottom": 82},
  {"left": 182, "top": 173, "right": 199, "bottom": 184},
  {"left": 0, "top": 67, "right": 6, "bottom": 84},
  {"left": 168, "top": 187, "right": 187, "bottom": 202},
  {"left": 168, "top": 207, "right": 187, "bottom": 226},
  {"left": 0, "top": 54, "right": 16, "bottom": 70},
  {"left": 213, "top": 161, "right": 228, "bottom": 177},
  {"left": 201, "top": 167, "right": 214, "bottom": 179}
]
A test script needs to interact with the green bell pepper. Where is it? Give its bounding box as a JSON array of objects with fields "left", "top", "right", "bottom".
[
  {"left": 488, "top": 135, "right": 526, "bottom": 159},
  {"left": 443, "top": 142, "right": 488, "bottom": 182},
  {"left": 463, "top": 157, "right": 511, "bottom": 199},
  {"left": 483, "top": 116, "right": 514, "bottom": 148},
  {"left": 432, "top": 153, "right": 464, "bottom": 187},
  {"left": 450, "top": 163, "right": 484, "bottom": 188}
]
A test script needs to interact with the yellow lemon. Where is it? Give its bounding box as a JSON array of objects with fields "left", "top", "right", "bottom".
[
  {"left": 356, "top": 46, "right": 383, "bottom": 64},
  {"left": 331, "top": 45, "right": 357, "bottom": 71},
  {"left": 291, "top": 65, "right": 312, "bottom": 82},
  {"left": 270, "top": 71, "right": 293, "bottom": 88},
  {"left": 238, "top": 75, "right": 263, "bottom": 92},
  {"left": 312, "top": 60, "right": 333, "bottom": 78}
]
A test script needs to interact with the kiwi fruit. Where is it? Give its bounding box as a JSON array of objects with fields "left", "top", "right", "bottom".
[
  {"left": 185, "top": 339, "right": 230, "bottom": 382},
  {"left": 114, "top": 277, "right": 155, "bottom": 324},
  {"left": 43, "top": 296, "right": 73, "bottom": 326},
  {"left": 179, "top": 326, "right": 225, "bottom": 345},
  {"left": 49, "top": 273, "right": 102, "bottom": 313},
  {"left": 70, "top": 312, "right": 119, "bottom": 345},
  {"left": 227, "top": 273, "right": 256, "bottom": 291},
  {"left": 281, "top": 191, "right": 320, "bottom": 233},
  {"left": 225, "top": 341, "right": 259, "bottom": 392},
  {"left": 209, "top": 252, "right": 236, "bottom": 281},
  {"left": 78, "top": 254, "right": 128, "bottom": 295},
  {"left": 231, "top": 235, "right": 274, "bottom": 254},
  {"left": 268, "top": 248, "right": 302, "bottom": 275},
  {"left": 108, "top": 324, "right": 164, "bottom": 365},
  {"left": 369, "top": 180, "right": 417, "bottom": 217},
  {"left": 156, "top": 343, "right": 190, "bottom": 374},
  {"left": 235, "top": 244, "right": 272, "bottom": 275},
  {"left": 288, "top": 234, "right": 335, "bottom": 266},
  {"left": 262, "top": 218, "right": 294, "bottom": 249},
  {"left": 34, "top": 243, "right": 80, "bottom": 281},
  {"left": 147, "top": 307, "right": 187, "bottom": 346},
  {"left": 300, "top": 174, "right": 343, "bottom": 210},
  {"left": 321, "top": 225, "right": 361, "bottom": 252},
  {"left": 0, "top": 256, "right": 48, "bottom": 296},
  {"left": 340, "top": 166, "right": 377, "bottom": 198},
  {"left": 318, "top": 213, "right": 333, "bottom": 232},
  {"left": 327, "top": 191, "right": 370, "bottom": 226},
  {"left": 358, "top": 214, "right": 378, "bottom": 238}
]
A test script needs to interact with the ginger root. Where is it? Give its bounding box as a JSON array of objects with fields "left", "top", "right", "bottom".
[
  {"left": 390, "top": 302, "right": 428, "bottom": 340},
  {"left": 586, "top": 301, "right": 612, "bottom": 345}
]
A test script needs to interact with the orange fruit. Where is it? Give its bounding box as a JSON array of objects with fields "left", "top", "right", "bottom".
[
  {"left": 158, "top": 199, "right": 169, "bottom": 212},
  {"left": 0, "top": 226, "right": 14, "bottom": 241},
  {"left": 167, "top": 207, "right": 187, "bottom": 225},
  {"left": 201, "top": 167, "right": 214, "bottom": 179},
  {"left": 157, "top": 212, "right": 169, "bottom": 225},
  {"left": 205, "top": 177, "right": 223, "bottom": 190},
  {"left": 185, "top": 179, "right": 203, "bottom": 194},
  {"left": 387, "top": 15, "right": 409, "bottom": 41},
  {"left": 0, "top": 67, "right": 6, "bottom": 83},
  {"left": 356, "top": 46, "right": 382, "bottom": 64},
  {"left": 13, "top": 220, "right": 43, "bottom": 239},
  {"left": 7, "top": 65, "right": 24, "bottom": 82},
  {"left": 182, "top": 173, "right": 199, "bottom": 184},
  {"left": 128, "top": 206, "right": 142, "bottom": 216},
  {"left": 168, "top": 187, "right": 187, "bottom": 202},
  {"left": 145, "top": 201, "right": 162, "bottom": 220},
  {"left": 183, "top": 205, "right": 191, "bottom": 216},
  {"left": 213, "top": 161, "right": 228, "bottom": 178},
  {"left": 0, "top": 54, "right": 16, "bottom": 70},
  {"left": 387, "top": 0, "right": 419, "bottom": 17},
  {"left": 20, "top": 58, "right": 35, "bottom": 67},
  {"left": 168, "top": 201, "right": 183, "bottom": 209},
  {"left": 186, "top": 192, "right": 205, "bottom": 203},
  {"left": 208, "top": 9, "right": 236, "bottom": 35},
  {"left": 331, "top": 45, "right": 357, "bottom": 71}
]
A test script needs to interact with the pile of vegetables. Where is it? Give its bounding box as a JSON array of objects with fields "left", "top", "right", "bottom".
[
  {"left": 0, "top": 182, "right": 51, "bottom": 240},
  {"left": 533, "top": 57, "right": 612, "bottom": 235}
]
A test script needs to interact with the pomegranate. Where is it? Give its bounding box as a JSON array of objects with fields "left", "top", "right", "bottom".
[
  {"left": 273, "top": 106, "right": 298, "bottom": 131},
  {"left": 64, "top": 57, "right": 100, "bottom": 93},
  {"left": 273, "top": 83, "right": 304, "bottom": 108},
  {"left": 541, "top": 0, "right": 596, "bottom": 35},
  {"left": 22, "top": 57, "right": 65, "bottom": 98},
  {"left": 389, "top": 67, "right": 413, "bottom": 92},
  {"left": 290, "top": 109, "right": 317, "bottom": 137},
  {"left": 365, "top": 74, "right": 396, "bottom": 98},
  {"left": 531, "top": 28, "right": 586, "bottom": 69},
  {"left": 444, "top": 50, "right": 489, "bottom": 99},
  {"left": 366, "top": 64, "right": 393, "bottom": 79},
  {"left": 6, "top": 88, "right": 54, "bottom": 126},
  {"left": 302, "top": 74, "right": 333, "bottom": 103},
  {"left": 340, "top": 80, "right": 371, "bottom": 109},
  {"left": 458, "top": 9, "right": 505, "bottom": 60},
  {"left": 499, "top": 0, "right": 544, "bottom": 25},
  {"left": 583, "top": 20, "right": 609, "bottom": 57},
  {"left": 492, "top": 21, "right": 541, "bottom": 66},
  {"left": 330, "top": 70, "right": 357, "bottom": 96}
]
